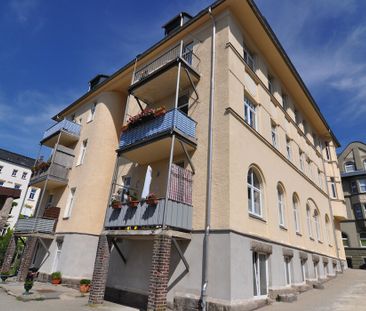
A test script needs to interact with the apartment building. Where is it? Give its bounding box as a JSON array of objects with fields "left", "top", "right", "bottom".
[
  {"left": 2, "top": 1, "right": 347, "bottom": 310},
  {"left": 0, "top": 148, "right": 40, "bottom": 232},
  {"left": 338, "top": 142, "right": 366, "bottom": 269}
]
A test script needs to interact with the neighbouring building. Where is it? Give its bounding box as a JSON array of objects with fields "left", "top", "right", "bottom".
[
  {"left": 338, "top": 141, "right": 366, "bottom": 269},
  {"left": 0, "top": 148, "right": 40, "bottom": 233},
  {"left": 2, "top": 1, "right": 347, "bottom": 310}
]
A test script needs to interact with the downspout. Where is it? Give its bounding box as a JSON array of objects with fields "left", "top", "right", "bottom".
[
  {"left": 321, "top": 143, "right": 342, "bottom": 272},
  {"left": 200, "top": 7, "right": 216, "bottom": 311}
]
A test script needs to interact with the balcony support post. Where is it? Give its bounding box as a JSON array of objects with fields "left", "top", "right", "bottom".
[
  {"left": 179, "top": 140, "right": 195, "bottom": 174},
  {"left": 184, "top": 67, "right": 199, "bottom": 101},
  {"left": 162, "top": 135, "right": 176, "bottom": 229},
  {"left": 172, "top": 238, "right": 189, "bottom": 272},
  {"left": 134, "top": 96, "right": 144, "bottom": 112},
  {"left": 111, "top": 238, "right": 126, "bottom": 264},
  {"left": 36, "top": 237, "right": 51, "bottom": 270}
]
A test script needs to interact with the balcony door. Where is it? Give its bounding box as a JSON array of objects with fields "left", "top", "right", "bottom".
[{"left": 253, "top": 252, "right": 268, "bottom": 297}]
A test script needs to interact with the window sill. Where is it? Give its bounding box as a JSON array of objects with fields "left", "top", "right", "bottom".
[
  {"left": 328, "top": 244, "right": 333, "bottom": 247},
  {"left": 296, "top": 232, "right": 302, "bottom": 237},
  {"left": 62, "top": 217, "right": 70, "bottom": 220},
  {"left": 279, "top": 225, "right": 287, "bottom": 231},
  {"left": 310, "top": 237, "right": 315, "bottom": 241},
  {"left": 318, "top": 240, "right": 323, "bottom": 244},
  {"left": 249, "top": 213, "right": 266, "bottom": 223},
  {"left": 86, "top": 119, "right": 93, "bottom": 124}
]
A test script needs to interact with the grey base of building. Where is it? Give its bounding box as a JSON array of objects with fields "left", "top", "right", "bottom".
[
  {"left": 344, "top": 248, "right": 366, "bottom": 269},
  {"left": 103, "top": 230, "right": 345, "bottom": 310}
]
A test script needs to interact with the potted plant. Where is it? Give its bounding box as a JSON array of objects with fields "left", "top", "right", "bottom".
[
  {"left": 79, "top": 279, "right": 91, "bottom": 293},
  {"left": 128, "top": 193, "right": 139, "bottom": 208},
  {"left": 1, "top": 271, "right": 9, "bottom": 282},
  {"left": 146, "top": 193, "right": 158, "bottom": 205},
  {"left": 51, "top": 271, "right": 62, "bottom": 285},
  {"left": 111, "top": 199, "right": 122, "bottom": 209},
  {"left": 24, "top": 279, "right": 33, "bottom": 294},
  {"left": 154, "top": 106, "right": 166, "bottom": 117}
]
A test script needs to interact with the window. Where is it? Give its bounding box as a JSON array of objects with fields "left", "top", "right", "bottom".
[
  {"left": 351, "top": 181, "right": 358, "bottom": 194},
  {"left": 268, "top": 74, "right": 273, "bottom": 94},
  {"left": 293, "top": 195, "right": 300, "bottom": 233},
  {"left": 284, "top": 257, "right": 292, "bottom": 285},
  {"left": 360, "top": 233, "right": 366, "bottom": 247},
  {"left": 354, "top": 204, "right": 363, "bottom": 220},
  {"left": 277, "top": 184, "right": 285, "bottom": 226},
  {"left": 302, "top": 120, "right": 308, "bottom": 135},
  {"left": 29, "top": 188, "right": 36, "bottom": 200},
  {"left": 87, "top": 103, "right": 97, "bottom": 122},
  {"left": 364, "top": 160, "right": 366, "bottom": 170},
  {"left": 330, "top": 178, "right": 337, "bottom": 198},
  {"left": 299, "top": 151, "right": 304, "bottom": 172},
  {"left": 76, "top": 140, "right": 88, "bottom": 166},
  {"left": 286, "top": 137, "right": 291, "bottom": 160},
  {"left": 0, "top": 165, "right": 3, "bottom": 173},
  {"left": 359, "top": 179, "right": 366, "bottom": 193},
  {"left": 64, "top": 187, "right": 76, "bottom": 218},
  {"left": 243, "top": 45, "right": 254, "bottom": 71},
  {"left": 11, "top": 169, "right": 18, "bottom": 177},
  {"left": 46, "top": 194, "right": 54, "bottom": 209},
  {"left": 306, "top": 205, "right": 313, "bottom": 238},
  {"left": 318, "top": 170, "right": 323, "bottom": 189},
  {"left": 0, "top": 180, "right": 4, "bottom": 186},
  {"left": 253, "top": 252, "right": 267, "bottom": 296},
  {"left": 313, "top": 209, "right": 321, "bottom": 241},
  {"left": 14, "top": 184, "right": 21, "bottom": 190},
  {"left": 294, "top": 109, "right": 300, "bottom": 125},
  {"left": 325, "top": 215, "right": 331, "bottom": 245},
  {"left": 21, "top": 172, "right": 27, "bottom": 180},
  {"left": 271, "top": 122, "right": 277, "bottom": 148},
  {"left": 344, "top": 161, "right": 356, "bottom": 173},
  {"left": 247, "top": 168, "right": 262, "bottom": 217},
  {"left": 314, "top": 262, "right": 320, "bottom": 280},
  {"left": 244, "top": 97, "right": 256, "bottom": 129},
  {"left": 282, "top": 94, "right": 288, "bottom": 111},
  {"left": 325, "top": 142, "right": 331, "bottom": 160},
  {"left": 323, "top": 262, "right": 328, "bottom": 276},
  {"left": 301, "top": 259, "right": 307, "bottom": 282},
  {"left": 342, "top": 232, "right": 349, "bottom": 247}
]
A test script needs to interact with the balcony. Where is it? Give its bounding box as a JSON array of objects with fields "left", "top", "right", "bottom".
[
  {"left": 14, "top": 218, "right": 56, "bottom": 235},
  {"left": 331, "top": 200, "right": 348, "bottom": 221},
  {"left": 41, "top": 119, "right": 81, "bottom": 147},
  {"left": 120, "top": 109, "right": 197, "bottom": 164},
  {"left": 130, "top": 43, "right": 200, "bottom": 104}
]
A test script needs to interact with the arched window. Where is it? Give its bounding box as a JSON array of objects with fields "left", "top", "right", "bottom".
[
  {"left": 277, "top": 184, "right": 285, "bottom": 226},
  {"left": 292, "top": 194, "right": 300, "bottom": 233},
  {"left": 306, "top": 204, "right": 312, "bottom": 238},
  {"left": 247, "top": 168, "right": 262, "bottom": 217},
  {"left": 344, "top": 161, "right": 356, "bottom": 173},
  {"left": 342, "top": 232, "right": 349, "bottom": 247},
  {"left": 325, "top": 214, "right": 331, "bottom": 245},
  {"left": 313, "top": 209, "right": 321, "bottom": 241}
]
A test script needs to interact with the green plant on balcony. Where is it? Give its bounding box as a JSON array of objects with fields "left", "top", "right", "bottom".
[
  {"left": 146, "top": 193, "right": 158, "bottom": 206},
  {"left": 111, "top": 199, "right": 122, "bottom": 209},
  {"left": 122, "top": 106, "right": 166, "bottom": 132},
  {"left": 32, "top": 160, "right": 51, "bottom": 175},
  {"left": 128, "top": 192, "right": 139, "bottom": 208}
]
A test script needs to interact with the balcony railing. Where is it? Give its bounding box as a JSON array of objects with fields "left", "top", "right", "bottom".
[
  {"left": 30, "top": 162, "right": 69, "bottom": 185},
  {"left": 133, "top": 44, "right": 199, "bottom": 84},
  {"left": 120, "top": 109, "right": 196, "bottom": 150},
  {"left": 42, "top": 119, "right": 81, "bottom": 142},
  {"left": 14, "top": 218, "right": 56, "bottom": 235}
]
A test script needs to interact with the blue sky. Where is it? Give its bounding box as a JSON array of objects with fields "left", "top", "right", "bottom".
[{"left": 0, "top": 0, "right": 365, "bottom": 158}]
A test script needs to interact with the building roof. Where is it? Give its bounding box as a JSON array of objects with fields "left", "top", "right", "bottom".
[{"left": 0, "top": 148, "right": 35, "bottom": 169}]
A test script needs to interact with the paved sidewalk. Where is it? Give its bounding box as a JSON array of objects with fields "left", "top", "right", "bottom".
[{"left": 263, "top": 269, "right": 366, "bottom": 311}]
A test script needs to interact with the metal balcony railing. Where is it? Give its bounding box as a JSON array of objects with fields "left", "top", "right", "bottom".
[
  {"left": 120, "top": 109, "right": 196, "bottom": 149},
  {"left": 133, "top": 44, "right": 199, "bottom": 84},
  {"left": 30, "top": 162, "right": 69, "bottom": 184},
  {"left": 42, "top": 119, "right": 81, "bottom": 141},
  {"left": 14, "top": 218, "right": 56, "bottom": 234}
]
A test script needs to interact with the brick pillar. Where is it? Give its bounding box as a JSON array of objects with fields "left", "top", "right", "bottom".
[
  {"left": 89, "top": 235, "right": 111, "bottom": 305},
  {"left": 1, "top": 235, "right": 17, "bottom": 273},
  {"left": 147, "top": 234, "right": 172, "bottom": 311},
  {"left": 17, "top": 237, "right": 37, "bottom": 282}
]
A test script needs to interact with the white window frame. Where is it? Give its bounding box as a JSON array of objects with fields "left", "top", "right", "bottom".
[
  {"left": 325, "top": 142, "right": 331, "bottom": 160},
  {"left": 330, "top": 178, "right": 337, "bottom": 198},
  {"left": 301, "top": 260, "right": 307, "bottom": 282},
  {"left": 63, "top": 187, "right": 76, "bottom": 218},
  {"left": 342, "top": 232, "right": 349, "bottom": 248},
  {"left": 271, "top": 123, "right": 277, "bottom": 148},
  {"left": 277, "top": 185, "right": 285, "bottom": 227},
  {"left": 359, "top": 179, "right": 366, "bottom": 193},
  {"left": 244, "top": 97, "right": 257, "bottom": 130},
  {"left": 306, "top": 206, "right": 313, "bottom": 238},
  {"left": 243, "top": 45, "right": 255, "bottom": 71},
  {"left": 293, "top": 196, "right": 300, "bottom": 233},
  {"left": 253, "top": 252, "right": 268, "bottom": 297},
  {"left": 314, "top": 210, "right": 321, "bottom": 241},
  {"left": 325, "top": 216, "right": 331, "bottom": 245},
  {"left": 248, "top": 169, "right": 262, "bottom": 217},
  {"left": 345, "top": 161, "right": 356, "bottom": 173},
  {"left": 76, "top": 140, "right": 88, "bottom": 166},
  {"left": 87, "top": 103, "right": 97, "bottom": 123},
  {"left": 29, "top": 188, "right": 36, "bottom": 200}
]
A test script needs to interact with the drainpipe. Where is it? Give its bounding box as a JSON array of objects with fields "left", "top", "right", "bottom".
[
  {"left": 321, "top": 140, "right": 342, "bottom": 272},
  {"left": 200, "top": 7, "right": 216, "bottom": 311}
]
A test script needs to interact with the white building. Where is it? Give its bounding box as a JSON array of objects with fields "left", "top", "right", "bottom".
[{"left": 0, "top": 148, "right": 40, "bottom": 231}]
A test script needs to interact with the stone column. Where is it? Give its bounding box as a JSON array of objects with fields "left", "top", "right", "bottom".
[
  {"left": 1, "top": 235, "right": 17, "bottom": 273},
  {"left": 147, "top": 234, "right": 172, "bottom": 311},
  {"left": 88, "top": 235, "right": 111, "bottom": 305},
  {"left": 17, "top": 237, "right": 37, "bottom": 282}
]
